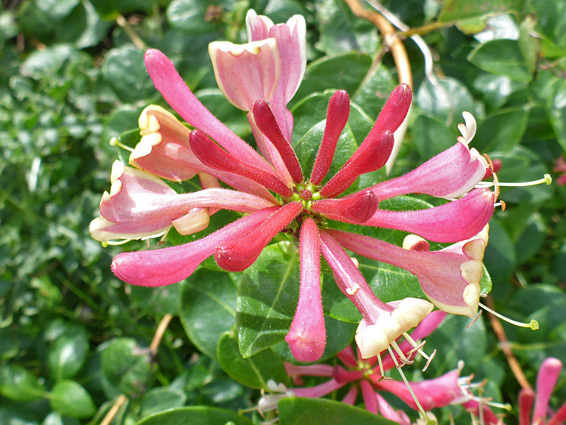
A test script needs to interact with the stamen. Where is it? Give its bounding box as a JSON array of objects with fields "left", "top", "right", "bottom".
[
  {"left": 479, "top": 302, "right": 539, "bottom": 330},
  {"left": 377, "top": 352, "right": 385, "bottom": 378},
  {"left": 387, "top": 346, "right": 434, "bottom": 424},
  {"left": 402, "top": 332, "right": 436, "bottom": 372},
  {"left": 391, "top": 340, "right": 414, "bottom": 366},
  {"left": 477, "top": 174, "right": 552, "bottom": 188},
  {"left": 109, "top": 137, "right": 134, "bottom": 152},
  {"left": 466, "top": 310, "right": 482, "bottom": 328}
]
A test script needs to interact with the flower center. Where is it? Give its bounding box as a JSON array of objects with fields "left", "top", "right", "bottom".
[{"left": 290, "top": 182, "right": 322, "bottom": 211}]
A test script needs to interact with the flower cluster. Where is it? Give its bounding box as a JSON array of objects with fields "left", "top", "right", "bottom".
[
  {"left": 259, "top": 311, "right": 501, "bottom": 424},
  {"left": 90, "top": 10, "right": 495, "bottom": 363}
]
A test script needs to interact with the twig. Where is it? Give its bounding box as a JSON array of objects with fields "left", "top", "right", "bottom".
[
  {"left": 343, "top": 0, "right": 412, "bottom": 87},
  {"left": 149, "top": 313, "right": 174, "bottom": 359},
  {"left": 116, "top": 15, "right": 147, "bottom": 50},
  {"left": 100, "top": 395, "right": 127, "bottom": 425},
  {"left": 486, "top": 296, "right": 532, "bottom": 390}
]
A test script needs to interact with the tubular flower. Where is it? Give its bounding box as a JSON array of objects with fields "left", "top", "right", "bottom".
[
  {"left": 260, "top": 312, "right": 500, "bottom": 424},
  {"left": 518, "top": 358, "right": 566, "bottom": 425},
  {"left": 91, "top": 9, "right": 496, "bottom": 362}
]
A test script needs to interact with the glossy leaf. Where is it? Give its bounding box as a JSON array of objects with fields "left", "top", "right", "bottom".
[
  {"left": 278, "top": 397, "right": 398, "bottom": 425},
  {"left": 217, "top": 330, "right": 288, "bottom": 389},
  {"left": 141, "top": 387, "right": 187, "bottom": 417},
  {"left": 236, "top": 242, "right": 299, "bottom": 358},
  {"left": 474, "top": 107, "right": 529, "bottom": 152},
  {"left": 50, "top": 380, "right": 96, "bottom": 419},
  {"left": 135, "top": 407, "right": 253, "bottom": 425},
  {"left": 0, "top": 365, "right": 45, "bottom": 402},
  {"left": 47, "top": 324, "right": 89, "bottom": 381},
  {"left": 468, "top": 39, "right": 532, "bottom": 82},
  {"left": 179, "top": 269, "right": 237, "bottom": 359}
]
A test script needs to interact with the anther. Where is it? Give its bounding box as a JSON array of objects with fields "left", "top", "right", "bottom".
[{"left": 479, "top": 302, "right": 539, "bottom": 330}]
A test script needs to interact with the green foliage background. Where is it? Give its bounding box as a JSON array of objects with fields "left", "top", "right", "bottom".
[{"left": 1, "top": 0, "right": 565, "bottom": 424}]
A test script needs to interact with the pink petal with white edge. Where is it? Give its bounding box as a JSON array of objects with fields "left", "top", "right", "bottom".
[
  {"left": 209, "top": 39, "right": 281, "bottom": 112},
  {"left": 111, "top": 206, "right": 277, "bottom": 286},
  {"left": 144, "top": 49, "right": 275, "bottom": 175},
  {"left": 365, "top": 188, "right": 495, "bottom": 243},
  {"left": 92, "top": 162, "right": 276, "bottom": 242},
  {"left": 369, "top": 140, "right": 488, "bottom": 201},
  {"left": 328, "top": 225, "right": 489, "bottom": 316},
  {"left": 286, "top": 218, "right": 326, "bottom": 362},
  {"left": 246, "top": 10, "right": 306, "bottom": 139},
  {"left": 131, "top": 106, "right": 276, "bottom": 201}
]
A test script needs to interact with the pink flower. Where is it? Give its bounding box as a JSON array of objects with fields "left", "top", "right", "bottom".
[
  {"left": 92, "top": 10, "right": 495, "bottom": 362},
  {"left": 261, "top": 311, "right": 500, "bottom": 423},
  {"left": 519, "top": 358, "right": 566, "bottom": 425}
]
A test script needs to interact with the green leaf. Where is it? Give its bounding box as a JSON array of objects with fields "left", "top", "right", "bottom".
[
  {"left": 293, "top": 53, "right": 372, "bottom": 104},
  {"left": 42, "top": 412, "right": 81, "bottom": 425},
  {"left": 412, "top": 114, "right": 456, "bottom": 160},
  {"left": 294, "top": 122, "right": 358, "bottom": 184},
  {"left": 0, "top": 406, "right": 39, "bottom": 425},
  {"left": 179, "top": 269, "right": 237, "bottom": 359},
  {"left": 483, "top": 218, "right": 516, "bottom": 285},
  {"left": 351, "top": 64, "right": 396, "bottom": 120},
  {"left": 47, "top": 324, "right": 89, "bottom": 381},
  {"left": 438, "top": 0, "right": 518, "bottom": 23},
  {"left": 480, "top": 264, "right": 492, "bottom": 295},
  {"left": 101, "top": 45, "right": 155, "bottom": 103},
  {"left": 315, "top": 0, "right": 380, "bottom": 56},
  {"left": 416, "top": 77, "right": 477, "bottom": 124},
  {"left": 474, "top": 107, "right": 529, "bottom": 152},
  {"left": 468, "top": 39, "right": 533, "bottom": 82},
  {"left": 278, "top": 397, "right": 398, "bottom": 425},
  {"left": 217, "top": 330, "right": 288, "bottom": 389},
  {"left": 101, "top": 338, "right": 154, "bottom": 398},
  {"left": 36, "top": 0, "right": 80, "bottom": 22},
  {"left": 519, "top": 15, "right": 539, "bottom": 76},
  {"left": 0, "top": 365, "right": 45, "bottom": 402},
  {"left": 141, "top": 387, "right": 187, "bottom": 417},
  {"left": 236, "top": 241, "right": 299, "bottom": 358},
  {"left": 50, "top": 380, "right": 96, "bottom": 419},
  {"left": 135, "top": 407, "right": 253, "bottom": 425},
  {"left": 166, "top": 0, "right": 222, "bottom": 35},
  {"left": 549, "top": 79, "right": 566, "bottom": 151},
  {"left": 291, "top": 91, "right": 372, "bottom": 148}
]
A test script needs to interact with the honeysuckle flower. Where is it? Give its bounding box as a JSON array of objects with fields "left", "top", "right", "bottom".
[
  {"left": 261, "top": 311, "right": 499, "bottom": 424},
  {"left": 92, "top": 9, "right": 496, "bottom": 362},
  {"left": 554, "top": 156, "right": 566, "bottom": 186},
  {"left": 518, "top": 358, "right": 566, "bottom": 425}
]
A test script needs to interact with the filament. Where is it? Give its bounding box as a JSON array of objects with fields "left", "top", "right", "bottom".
[
  {"left": 387, "top": 346, "right": 434, "bottom": 424},
  {"left": 479, "top": 303, "right": 539, "bottom": 330},
  {"left": 109, "top": 137, "right": 134, "bottom": 152}
]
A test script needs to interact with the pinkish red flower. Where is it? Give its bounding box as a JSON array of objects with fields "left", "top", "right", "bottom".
[
  {"left": 91, "top": 9, "right": 496, "bottom": 362},
  {"left": 518, "top": 358, "right": 566, "bottom": 425}
]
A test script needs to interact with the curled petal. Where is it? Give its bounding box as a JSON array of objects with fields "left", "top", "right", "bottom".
[
  {"left": 462, "top": 400, "right": 501, "bottom": 425},
  {"left": 131, "top": 105, "right": 200, "bottom": 181},
  {"left": 286, "top": 218, "right": 325, "bottom": 362},
  {"left": 143, "top": 49, "right": 275, "bottom": 174},
  {"left": 369, "top": 141, "right": 489, "bottom": 200},
  {"left": 131, "top": 106, "right": 274, "bottom": 200},
  {"left": 214, "top": 202, "right": 302, "bottom": 272},
  {"left": 365, "top": 188, "right": 495, "bottom": 243},
  {"left": 209, "top": 39, "right": 281, "bottom": 111},
  {"left": 111, "top": 207, "right": 278, "bottom": 286},
  {"left": 329, "top": 226, "right": 489, "bottom": 316},
  {"left": 311, "top": 190, "right": 378, "bottom": 224}
]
